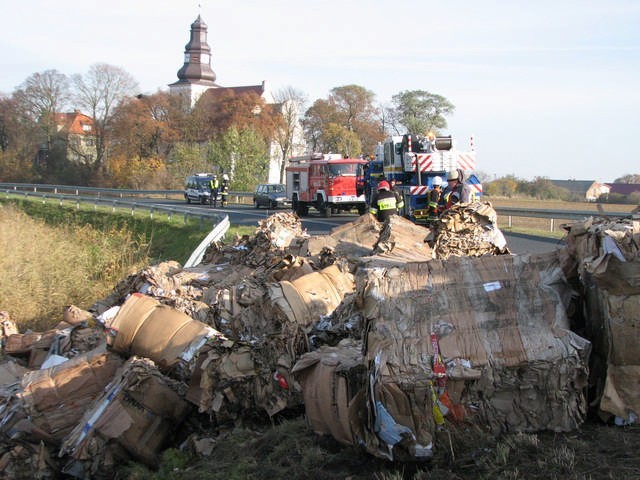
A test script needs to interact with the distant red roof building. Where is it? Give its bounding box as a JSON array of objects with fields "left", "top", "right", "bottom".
[
  {"left": 54, "top": 110, "right": 94, "bottom": 136},
  {"left": 605, "top": 183, "right": 640, "bottom": 196},
  {"left": 37, "top": 110, "right": 97, "bottom": 165}
]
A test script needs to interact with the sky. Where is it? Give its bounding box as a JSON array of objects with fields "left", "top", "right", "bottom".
[{"left": 1, "top": 0, "right": 639, "bottom": 183}]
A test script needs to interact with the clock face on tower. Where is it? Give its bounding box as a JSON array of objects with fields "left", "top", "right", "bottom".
[{"left": 200, "top": 53, "right": 210, "bottom": 64}]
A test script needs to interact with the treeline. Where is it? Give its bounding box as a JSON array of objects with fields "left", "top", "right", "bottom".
[
  {"left": 484, "top": 174, "right": 640, "bottom": 204},
  {"left": 0, "top": 65, "right": 454, "bottom": 191}
]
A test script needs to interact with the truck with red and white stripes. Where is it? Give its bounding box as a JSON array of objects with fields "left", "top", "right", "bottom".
[
  {"left": 362, "top": 133, "right": 482, "bottom": 224},
  {"left": 285, "top": 153, "right": 368, "bottom": 217}
]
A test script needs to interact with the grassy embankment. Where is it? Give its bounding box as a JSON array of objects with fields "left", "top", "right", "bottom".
[{"left": 0, "top": 197, "right": 254, "bottom": 331}]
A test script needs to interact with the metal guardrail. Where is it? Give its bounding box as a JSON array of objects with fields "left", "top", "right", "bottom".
[
  {"left": 0, "top": 182, "right": 253, "bottom": 203},
  {"left": 1, "top": 188, "right": 224, "bottom": 229},
  {"left": 1, "top": 183, "right": 633, "bottom": 232},
  {"left": 494, "top": 206, "right": 630, "bottom": 231}
]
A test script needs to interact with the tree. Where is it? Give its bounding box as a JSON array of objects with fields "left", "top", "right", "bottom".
[
  {"left": 206, "top": 127, "right": 270, "bottom": 191},
  {"left": 271, "top": 86, "right": 307, "bottom": 183},
  {"left": 389, "top": 90, "right": 454, "bottom": 135},
  {"left": 72, "top": 63, "right": 139, "bottom": 179},
  {"left": 0, "top": 94, "right": 40, "bottom": 181},
  {"left": 613, "top": 174, "right": 640, "bottom": 184},
  {"left": 110, "top": 91, "right": 179, "bottom": 162},
  {"left": 328, "top": 85, "right": 383, "bottom": 155},
  {"left": 321, "top": 123, "right": 361, "bottom": 158},
  {"left": 12, "top": 70, "right": 71, "bottom": 167},
  {"left": 193, "top": 90, "right": 277, "bottom": 142},
  {"left": 303, "top": 85, "right": 384, "bottom": 157},
  {"left": 484, "top": 175, "right": 521, "bottom": 197}
]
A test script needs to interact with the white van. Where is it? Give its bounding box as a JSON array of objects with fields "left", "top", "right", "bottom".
[{"left": 184, "top": 173, "right": 215, "bottom": 204}]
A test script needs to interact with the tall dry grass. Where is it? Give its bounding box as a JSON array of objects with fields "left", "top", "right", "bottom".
[{"left": 0, "top": 204, "right": 150, "bottom": 331}]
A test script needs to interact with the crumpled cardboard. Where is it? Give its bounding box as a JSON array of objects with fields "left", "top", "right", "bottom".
[
  {"left": 270, "top": 264, "right": 355, "bottom": 327},
  {"left": 105, "top": 293, "right": 222, "bottom": 376},
  {"left": 60, "top": 356, "right": 190, "bottom": 476},
  {"left": 292, "top": 341, "right": 364, "bottom": 445},
  {"left": 17, "top": 347, "right": 123, "bottom": 442},
  {"left": 562, "top": 216, "right": 639, "bottom": 423}
]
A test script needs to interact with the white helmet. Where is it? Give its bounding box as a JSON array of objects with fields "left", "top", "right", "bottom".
[
  {"left": 446, "top": 170, "right": 459, "bottom": 181},
  {"left": 222, "top": 174, "right": 229, "bottom": 181},
  {"left": 432, "top": 176, "right": 443, "bottom": 187}
]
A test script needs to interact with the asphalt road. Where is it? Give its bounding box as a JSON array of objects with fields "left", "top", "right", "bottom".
[{"left": 177, "top": 202, "right": 564, "bottom": 255}]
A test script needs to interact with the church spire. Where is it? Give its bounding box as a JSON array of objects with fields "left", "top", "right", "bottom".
[{"left": 175, "top": 15, "right": 216, "bottom": 85}]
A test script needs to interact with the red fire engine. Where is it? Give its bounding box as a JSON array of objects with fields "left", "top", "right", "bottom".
[{"left": 285, "top": 153, "right": 368, "bottom": 217}]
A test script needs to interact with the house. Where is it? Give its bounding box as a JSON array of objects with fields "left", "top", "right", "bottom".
[
  {"left": 168, "top": 15, "right": 306, "bottom": 183},
  {"left": 549, "top": 179, "right": 608, "bottom": 202},
  {"left": 603, "top": 183, "right": 640, "bottom": 201},
  {"left": 37, "top": 110, "right": 97, "bottom": 165}
]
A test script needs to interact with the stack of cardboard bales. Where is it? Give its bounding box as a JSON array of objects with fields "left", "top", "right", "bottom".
[
  {"left": 292, "top": 214, "right": 590, "bottom": 461},
  {"left": 0, "top": 208, "right": 608, "bottom": 474},
  {"left": 562, "top": 215, "right": 640, "bottom": 424}
]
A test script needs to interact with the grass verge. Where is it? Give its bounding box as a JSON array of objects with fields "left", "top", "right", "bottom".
[{"left": 0, "top": 198, "right": 253, "bottom": 330}]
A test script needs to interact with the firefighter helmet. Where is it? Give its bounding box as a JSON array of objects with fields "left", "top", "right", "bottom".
[
  {"left": 432, "top": 176, "right": 443, "bottom": 187},
  {"left": 377, "top": 180, "right": 390, "bottom": 192}
]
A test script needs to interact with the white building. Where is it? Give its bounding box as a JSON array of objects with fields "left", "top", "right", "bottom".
[{"left": 169, "top": 15, "right": 306, "bottom": 183}]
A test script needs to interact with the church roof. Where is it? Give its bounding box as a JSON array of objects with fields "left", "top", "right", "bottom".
[{"left": 199, "top": 84, "right": 265, "bottom": 100}]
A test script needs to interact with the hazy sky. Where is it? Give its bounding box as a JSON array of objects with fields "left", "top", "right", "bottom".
[{"left": 1, "top": 0, "right": 639, "bottom": 182}]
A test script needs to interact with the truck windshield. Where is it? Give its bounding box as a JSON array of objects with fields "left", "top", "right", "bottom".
[{"left": 327, "top": 164, "right": 357, "bottom": 176}]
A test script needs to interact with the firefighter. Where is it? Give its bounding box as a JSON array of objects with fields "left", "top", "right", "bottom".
[
  {"left": 209, "top": 175, "right": 219, "bottom": 208},
  {"left": 427, "top": 176, "right": 444, "bottom": 219},
  {"left": 220, "top": 173, "right": 230, "bottom": 207},
  {"left": 369, "top": 180, "right": 399, "bottom": 222},
  {"left": 389, "top": 178, "right": 405, "bottom": 214},
  {"left": 440, "top": 169, "right": 472, "bottom": 210}
]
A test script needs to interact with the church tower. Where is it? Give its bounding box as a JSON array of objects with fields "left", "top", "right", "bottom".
[{"left": 169, "top": 15, "right": 219, "bottom": 108}]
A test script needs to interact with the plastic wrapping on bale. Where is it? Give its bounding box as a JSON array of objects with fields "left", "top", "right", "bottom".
[
  {"left": 0, "top": 349, "right": 124, "bottom": 445},
  {"left": 59, "top": 356, "right": 190, "bottom": 477}
]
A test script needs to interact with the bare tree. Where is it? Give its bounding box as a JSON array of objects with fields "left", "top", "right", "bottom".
[
  {"left": 12, "top": 70, "right": 71, "bottom": 162},
  {"left": 72, "top": 63, "right": 139, "bottom": 176},
  {"left": 272, "top": 86, "right": 307, "bottom": 183}
]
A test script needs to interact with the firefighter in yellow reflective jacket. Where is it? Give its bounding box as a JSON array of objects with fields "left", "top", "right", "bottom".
[{"left": 369, "top": 180, "right": 401, "bottom": 222}]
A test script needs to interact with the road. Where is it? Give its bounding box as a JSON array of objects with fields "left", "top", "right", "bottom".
[{"left": 174, "top": 202, "right": 563, "bottom": 255}]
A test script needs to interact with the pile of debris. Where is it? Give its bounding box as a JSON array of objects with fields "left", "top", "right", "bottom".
[
  {"left": 561, "top": 215, "right": 640, "bottom": 424},
  {"left": 1, "top": 207, "right": 636, "bottom": 476}
]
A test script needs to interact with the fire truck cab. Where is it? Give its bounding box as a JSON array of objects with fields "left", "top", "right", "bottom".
[{"left": 285, "top": 153, "right": 368, "bottom": 217}]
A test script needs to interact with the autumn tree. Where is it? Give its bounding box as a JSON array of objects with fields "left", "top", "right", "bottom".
[
  {"left": 271, "top": 86, "right": 307, "bottom": 183},
  {"left": 193, "top": 90, "right": 277, "bottom": 141},
  {"left": 72, "top": 63, "right": 139, "bottom": 181},
  {"left": 321, "top": 123, "right": 361, "bottom": 158},
  {"left": 303, "top": 85, "right": 384, "bottom": 157},
  {"left": 388, "top": 90, "right": 454, "bottom": 135},
  {"left": 0, "top": 94, "right": 39, "bottom": 181},
  {"left": 484, "top": 175, "right": 522, "bottom": 197}
]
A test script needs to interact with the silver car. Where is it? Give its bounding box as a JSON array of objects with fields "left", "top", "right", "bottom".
[{"left": 252, "top": 183, "right": 290, "bottom": 209}]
